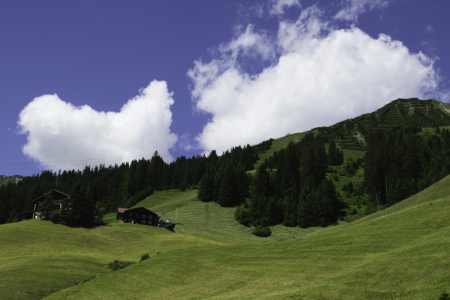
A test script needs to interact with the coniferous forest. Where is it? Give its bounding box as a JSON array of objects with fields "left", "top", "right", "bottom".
[
  {"left": 0, "top": 144, "right": 259, "bottom": 224},
  {"left": 2, "top": 117, "right": 450, "bottom": 229}
]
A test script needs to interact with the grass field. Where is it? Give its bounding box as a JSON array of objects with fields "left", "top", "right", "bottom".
[
  {"left": 44, "top": 174, "right": 450, "bottom": 299},
  {"left": 254, "top": 129, "right": 318, "bottom": 169},
  {"left": 2, "top": 176, "right": 450, "bottom": 299}
]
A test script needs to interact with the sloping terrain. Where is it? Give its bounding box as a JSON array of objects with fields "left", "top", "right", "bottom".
[
  {"left": 44, "top": 175, "right": 450, "bottom": 299},
  {"left": 0, "top": 215, "right": 240, "bottom": 300},
  {"left": 1, "top": 176, "right": 450, "bottom": 299},
  {"left": 256, "top": 98, "right": 450, "bottom": 163}
]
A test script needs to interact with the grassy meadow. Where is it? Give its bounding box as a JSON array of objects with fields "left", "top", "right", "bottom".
[
  {"left": 0, "top": 175, "right": 450, "bottom": 299},
  {"left": 39, "top": 174, "right": 450, "bottom": 299}
]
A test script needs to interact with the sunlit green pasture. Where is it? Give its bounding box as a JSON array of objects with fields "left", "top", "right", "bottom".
[
  {"left": 45, "top": 175, "right": 450, "bottom": 299},
  {"left": 0, "top": 217, "right": 240, "bottom": 300},
  {"left": 2, "top": 176, "right": 450, "bottom": 299}
]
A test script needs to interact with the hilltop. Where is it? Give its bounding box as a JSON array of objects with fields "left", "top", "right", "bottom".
[{"left": 257, "top": 98, "right": 450, "bottom": 162}]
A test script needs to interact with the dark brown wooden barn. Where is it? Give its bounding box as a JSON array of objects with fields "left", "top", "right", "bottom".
[{"left": 116, "top": 207, "right": 161, "bottom": 226}]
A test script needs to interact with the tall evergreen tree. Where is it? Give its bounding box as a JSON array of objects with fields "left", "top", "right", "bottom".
[
  {"left": 40, "top": 192, "right": 55, "bottom": 220},
  {"left": 218, "top": 164, "right": 238, "bottom": 207},
  {"left": 198, "top": 168, "right": 214, "bottom": 202}
]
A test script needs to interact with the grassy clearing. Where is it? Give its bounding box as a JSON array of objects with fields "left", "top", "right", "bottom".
[
  {"left": 45, "top": 175, "right": 450, "bottom": 300},
  {"left": 113, "top": 189, "right": 326, "bottom": 242},
  {"left": 254, "top": 129, "right": 318, "bottom": 169}
]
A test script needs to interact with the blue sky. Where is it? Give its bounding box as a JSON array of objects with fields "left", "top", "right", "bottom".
[{"left": 1, "top": 0, "right": 449, "bottom": 176}]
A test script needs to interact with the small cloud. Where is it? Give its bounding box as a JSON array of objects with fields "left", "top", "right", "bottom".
[
  {"left": 269, "top": 0, "right": 301, "bottom": 16},
  {"left": 335, "top": 0, "right": 389, "bottom": 22},
  {"left": 178, "top": 133, "right": 196, "bottom": 151},
  {"left": 426, "top": 25, "right": 434, "bottom": 33},
  {"left": 237, "top": 3, "right": 265, "bottom": 21}
]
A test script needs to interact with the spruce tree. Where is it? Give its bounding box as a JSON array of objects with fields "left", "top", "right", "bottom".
[
  {"left": 218, "top": 164, "right": 237, "bottom": 207},
  {"left": 212, "top": 170, "right": 222, "bottom": 203},
  {"left": 198, "top": 168, "right": 214, "bottom": 202},
  {"left": 283, "top": 195, "right": 297, "bottom": 227},
  {"left": 235, "top": 164, "right": 250, "bottom": 203},
  {"left": 40, "top": 191, "right": 55, "bottom": 220}
]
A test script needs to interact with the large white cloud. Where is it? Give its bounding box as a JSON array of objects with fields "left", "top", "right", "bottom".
[
  {"left": 188, "top": 5, "right": 440, "bottom": 153},
  {"left": 18, "top": 80, "right": 177, "bottom": 170}
]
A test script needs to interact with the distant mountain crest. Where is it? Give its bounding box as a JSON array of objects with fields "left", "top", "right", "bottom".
[{"left": 315, "top": 98, "right": 450, "bottom": 151}]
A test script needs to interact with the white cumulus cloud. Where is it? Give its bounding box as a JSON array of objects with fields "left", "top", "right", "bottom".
[
  {"left": 188, "top": 5, "right": 440, "bottom": 154},
  {"left": 18, "top": 80, "right": 177, "bottom": 170}
]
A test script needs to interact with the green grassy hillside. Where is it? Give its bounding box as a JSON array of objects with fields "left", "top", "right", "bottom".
[
  {"left": 43, "top": 175, "right": 450, "bottom": 299},
  {"left": 1, "top": 175, "right": 450, "bottom": 299},
  {"left": 0, "top": 217, "right": 240, "bottom": 300}
]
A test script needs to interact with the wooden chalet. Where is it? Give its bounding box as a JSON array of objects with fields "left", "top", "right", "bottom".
[
  {"left": 31, "top": 190, "right": 70, "bottom": 219},
  {"left": 117, "top": 207, "right": 162, "bottom": 226}
]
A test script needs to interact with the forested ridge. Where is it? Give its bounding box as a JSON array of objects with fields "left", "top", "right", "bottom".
[
  {"left": 2, "top": 98, "right": 450, "bottom": 229},
  {"left": 0, "top": 143, "right": 261, "bottom": 224}
]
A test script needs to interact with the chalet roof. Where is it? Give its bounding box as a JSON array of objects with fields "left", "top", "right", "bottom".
[
  {"left": 118, "top": 206, "right": 161, "bottom": 218},
  {"left": 32, "top": 189, "right": 70, "bottom": 203}
]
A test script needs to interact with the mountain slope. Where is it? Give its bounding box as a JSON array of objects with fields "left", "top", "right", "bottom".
[
  {"left": 257, "top": 98, "right": 450, "bottom": 162},
  {"left": 44, "top": 175, "right": 450, "bottom": 299}
]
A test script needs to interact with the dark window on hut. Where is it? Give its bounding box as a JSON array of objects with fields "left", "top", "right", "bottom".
[
  {"left": 142, "top": 215, "right": 146, "bottom": 219},
  {"left": 148, "top": 221, "right": 152, "bottom": 225},
  {"left": 141, "top": 220, "right": 145, "bottom": 224},
  {"left": 129, "top": 213, "right": 132, "bottom": 216},
  {"left": 149, "top": 215, "right": 153, "bottom": 219}
]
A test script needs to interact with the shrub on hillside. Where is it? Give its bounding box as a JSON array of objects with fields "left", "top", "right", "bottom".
[
  {"left": 51, "top": 212, "right": 62, "bottom": 224},
  {"left": 107, "top": 260, "right": 135, "bottom": 272},
  {"left": 252, "top": 226, "right": 271, "bottom": 237},
  {"left": 140, "top": 253, "right": 149, "bottom": 262},
  {"left": 439, "top": 292, "right": 450, "bottom": 300}
]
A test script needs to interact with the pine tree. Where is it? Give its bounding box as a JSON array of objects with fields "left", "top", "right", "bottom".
[
  {"left": 198, "top": 168, "right": 214, "bottom": 202},
  {"left": 213, "top": 170, "right": 222, "bottom": 203},
  {"left": 235, "top": 164, "right": 250, "bottom": 203},
  {"left": 40, "top": 192, "right": 55, "bottom": 220},
  {"left": 283, "top": 195, "right": 297, "bottom": 227},
  {"left": 218, "top": 164, "right": 237, "bottom": 207}
]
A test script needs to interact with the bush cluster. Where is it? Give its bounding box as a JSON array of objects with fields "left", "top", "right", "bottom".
[
  {"left": 140, "top": 253, "right": 149, "bottom": 262},
  {"left": 252, "top": 226, "right": 271, "bottom": 237},
  {"left": 107, "top": 260, "right": 135, "bottom": 272}
]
